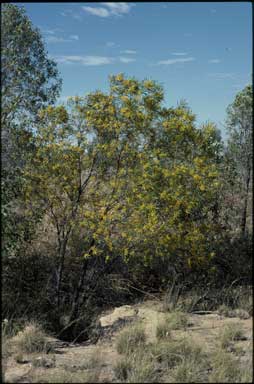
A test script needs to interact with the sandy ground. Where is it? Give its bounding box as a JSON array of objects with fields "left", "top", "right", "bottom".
[{"left": 3, "top": 300, "right": 253, "bottom": 383}]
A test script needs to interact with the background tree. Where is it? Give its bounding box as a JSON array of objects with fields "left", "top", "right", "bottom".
[
  {"left": 1, "top": 4, "right": 62, "bottom": 258},
  {"left": 225, "top": 84, "right": 253, "bottom": 236}
]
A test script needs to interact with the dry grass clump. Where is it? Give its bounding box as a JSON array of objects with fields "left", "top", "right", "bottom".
[
  {"left": 217, "top": 304, "right": 234, "bottom": 317},
  {"left": 156, "top": 321, "right": 172, "bottom": 340},
  {"left": 126, "top": 356, "right": 159, "bottom": 383},
  {"left": 13, "top": 322, "right": 51, "bottom": 354},
  {"left": 151, "top": 337, "right": 204, "bottom": 369},
  {"left": 114, "top": 347, "right": 159, "bottom": 383},
  {"left": 219, "top": 323, "right": 246, "bottom": 349},
  {"left": 114, "top": 336, "right": 207, "bottom": 383},
  {"left": 116, "top": 324, "right": 146, "bottom": 355},
  {"left": 167, "top": 311, "right": 189, "bottom": 330},
  {"left": 208, "top": 349, "right": 246, "bottom": 383},
  {"left": 114, "top": 359, "right": 133, "bottom": 381},
  {"left": 156, "top": 311, "right": 190, "bottom": 340},
  {"left": 169, "top": 359, "right": 207, "bottom": 383}
]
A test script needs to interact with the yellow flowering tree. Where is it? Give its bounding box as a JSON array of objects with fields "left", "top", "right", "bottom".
[{"left": 24, "top": 74, "right": 222, "bottom": 325}]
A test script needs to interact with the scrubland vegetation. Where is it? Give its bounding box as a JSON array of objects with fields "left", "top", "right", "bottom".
[{"left": 1, "top": 4, "right": 253, "bottom": 383}]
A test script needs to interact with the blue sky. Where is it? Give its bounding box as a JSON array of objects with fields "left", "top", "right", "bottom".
[{"left": 20, "top": 2, "right": 252, "bottom": 139}]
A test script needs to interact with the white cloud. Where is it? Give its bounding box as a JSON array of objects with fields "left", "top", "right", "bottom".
[
  {"left": 54, "top": 54, "right": 136, "bottom": 66},
  {"left": 42, "top": 29, "right": 55, "bottom": 35},
  {"left": 171, "top": 52, "right": 187, "bottom": 56},
  {"left": 46, "top": 36, "right": 71, "bottom": 43},
  {"left": 82, "top": 2, "right": 134, "bottom": 18},
  {"left": 42, "top": 28, "right": 79, "bottom": 43},
  {"left": 102, "top": 2, "right": 133, "bottom": 15},
  {"left": 61, "top": 9, "right": 82, "bottom": 20},
  {"left": 208, "top": 73, "right": 235, "bottom": 79},
  {"left": 121, "top": 49, "right": 137, "bottom": 54},
  {"left": 157, "top": 57, "right": 195, "bottom": 65},
  {"left": 82, "top": 6, "right": 110, "bottom": 17},
  {"left": 45, "top": 35, "right": 79, "bottom": 44},
  {"left": 70, "top": 35, "right": 79, "bottom": 41},
  {"left": 106, "top": 41, "right": 116, "bottom": 47},
  {"left": 208, "top": 59, "right": 221, "bottom": 64},
  {"left": 41, "top": 28, "right": 63, "bottom": 35},
  {"left": 119, "top": 56, "right": 136, "bottom": 63},
  {"left": 55, "top": 55, "right": 114, "bottom": 66}
]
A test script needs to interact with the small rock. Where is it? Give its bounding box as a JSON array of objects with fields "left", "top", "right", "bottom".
[
  {"left": 15, "top": 356, "right": 30, "bottom": 364},
  {"left": 99, "top": 305, "right": 137, "bottom": 327}
]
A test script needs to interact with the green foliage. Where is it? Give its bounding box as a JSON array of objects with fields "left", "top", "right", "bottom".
[
  {"left": 224, "top": 84, "right": 253, "bottom": 235},
  {"left": 2, "top": 65, "right": 252, "bottom": 341},
  {"left": 1, "top": 4, "right": 61, "bottom": 124},
  {"left": 1, "top": 3, "right": 61, "bottom": 263}
]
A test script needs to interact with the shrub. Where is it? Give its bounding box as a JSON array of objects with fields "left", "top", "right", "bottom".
[{"left": 116, "top": 325, "right": 146, "bottom": 355}]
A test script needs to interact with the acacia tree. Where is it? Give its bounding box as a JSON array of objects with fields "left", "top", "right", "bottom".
[
  {"left": 24, "top": 74, "right": 223, "bottom": 333},
  {"left": 1, "top": 4, "right": 62, "bottom": 258},
  {"left": 225, "top": 85, "right": 253, "bottom": 235},
  {"left": 24, "top": 74, "right": 166, "bottom": 326}
]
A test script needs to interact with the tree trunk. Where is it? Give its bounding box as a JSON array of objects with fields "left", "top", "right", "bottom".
[
  {"left": 56, "top": 237, "right": 68, "bottom": 309},
  {"left": 241, "top": 160, "right": 251, "bottom": 236},
  {"left": 69, "top": 238, "right": 95, "bottom": 323}
]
